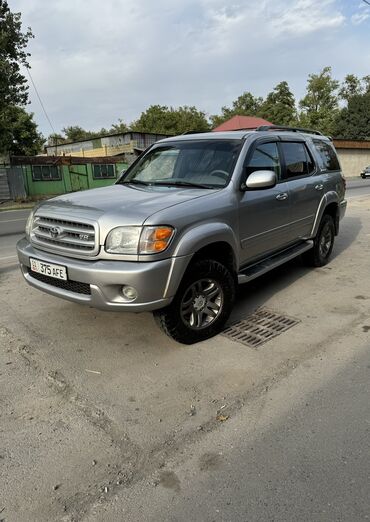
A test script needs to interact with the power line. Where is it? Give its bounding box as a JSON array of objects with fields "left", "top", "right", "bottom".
[
  {"left": 363, "top": 0, "right": 370, "bottom": 6},
  {"left": 26, "top": 66, "right": 56, "bottom": 135}
]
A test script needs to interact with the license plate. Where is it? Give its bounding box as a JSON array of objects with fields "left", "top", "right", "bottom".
[{"left": 30, "top": 258, "right": 68, "bottom": 280}]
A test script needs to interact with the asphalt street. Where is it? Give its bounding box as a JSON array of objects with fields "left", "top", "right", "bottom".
[{"left": 0, "top": 188, "right": 369, "bottom": 521}]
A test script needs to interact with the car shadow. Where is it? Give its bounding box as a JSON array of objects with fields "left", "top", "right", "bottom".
[{"left": 229, "top": 216, "right": 361, "bottom": 323}]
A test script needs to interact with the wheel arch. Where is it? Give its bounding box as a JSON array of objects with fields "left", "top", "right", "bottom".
[
  {"left": 163, "top": 223, "right": 238, "bottom": 299},
  {"left": 311, "top": 192, "right": 340, "bottom": 237}
]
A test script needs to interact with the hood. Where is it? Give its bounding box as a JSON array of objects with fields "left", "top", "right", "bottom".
[{"left": 36, "top": 183, "right": 217, "bottom": 226}]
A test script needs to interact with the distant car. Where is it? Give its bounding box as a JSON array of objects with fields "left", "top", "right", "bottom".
[{"left": 361, "top": 166, "right": 370, "bottom": 178}]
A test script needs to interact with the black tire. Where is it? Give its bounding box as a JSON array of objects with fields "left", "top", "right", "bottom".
[
  {"left": 303, "top": 214, "right": 335, "bottom": 267},
  {"left": 154, "top": 259, "right": 236, "bottom": 344}
]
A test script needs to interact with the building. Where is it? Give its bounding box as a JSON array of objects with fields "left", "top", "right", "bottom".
[
  {"left": 332, "top": 140, "right": 370, "bottom": 178},
  {"left": 213, "top": 115, "right": 273, "bottom": 132},
  {"left": 9, "top": 155, "right": 128, "bottom": 198},
  {"left": 45, "top": 131, "right": 169, "bottom": 160}
]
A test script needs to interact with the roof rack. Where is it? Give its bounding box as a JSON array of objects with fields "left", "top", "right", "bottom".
[
  {"left": 181, "top": 130, "right": 209, "bottom": 135},
  {"left": 255, "top": 125, "right": 323, "bottom": 136}
]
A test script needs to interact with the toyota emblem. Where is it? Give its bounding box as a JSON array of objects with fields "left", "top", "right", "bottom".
[{"left": 50, "top": 226, "right": 62, "bottom": 239}]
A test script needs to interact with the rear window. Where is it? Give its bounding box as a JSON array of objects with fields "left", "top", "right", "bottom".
[
  {"left": 312, "top": 140, "right": 340, "bottom": 172},
  {"left": 280, "top": 142, "right": 315, "bottom": 180}
]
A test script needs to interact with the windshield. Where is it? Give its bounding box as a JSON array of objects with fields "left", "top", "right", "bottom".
[{"left": 119, "top": 140, "right": 242, "bottom": 189}]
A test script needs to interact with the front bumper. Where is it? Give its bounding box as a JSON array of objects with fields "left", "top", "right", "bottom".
[
  {"left": 16, "top": 238, "right": 191, "bottom": 312},
  {"left": 339, "top": 199, "right": 347, "bottom": 220}
]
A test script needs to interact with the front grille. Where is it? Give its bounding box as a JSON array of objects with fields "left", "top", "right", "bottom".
[
  {"left": 31, "top": 215, "right": 98, "bottom": 257},
  {"left": 28, "top": 269, "right": 91, "bottom": 295}
]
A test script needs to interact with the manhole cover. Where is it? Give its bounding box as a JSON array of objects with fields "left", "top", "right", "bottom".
[{"left": 222, "top": 308, "right": 300, "bottom": 348}]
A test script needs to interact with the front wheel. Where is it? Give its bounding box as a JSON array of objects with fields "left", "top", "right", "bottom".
[
  {"left": 154, "top": 259, "right": 236, "bottom": 344},
  {"left": 303, "top": 214, "right": 335, "bottom": 267}
]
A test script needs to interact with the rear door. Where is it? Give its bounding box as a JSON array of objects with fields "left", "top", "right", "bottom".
[
  {"left": 279, "top": 139, "right": 321, "bottom": 240},
  {"left": 238, "top": 139, "right": 292, "bottom": 265}
]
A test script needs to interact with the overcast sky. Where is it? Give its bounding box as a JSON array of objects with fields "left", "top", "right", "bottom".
[{"left": 10, "top": 0, "right": 370, "bottom": 137}]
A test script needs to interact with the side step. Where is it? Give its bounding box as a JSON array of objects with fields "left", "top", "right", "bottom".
[{"left": 238, "top": 240, "right": 313, "bottom": 285}]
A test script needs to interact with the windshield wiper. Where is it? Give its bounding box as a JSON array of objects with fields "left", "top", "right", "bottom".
[
  {"left": 150, "top": 180, "right": 216, "bottom": 189},
  {"left": 121, "top": 179, "right": 150, "bottom": 186}
]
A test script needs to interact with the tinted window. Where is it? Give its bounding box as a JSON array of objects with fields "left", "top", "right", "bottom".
[
  {"left": 312, "top": 139, "right": 340, "bottom": 171},
  {"left": 281, "top": 142, "right": 314, "bottom": 180},
  {"left": 245, "top": 142, "right": 281, "bottom": 179}
]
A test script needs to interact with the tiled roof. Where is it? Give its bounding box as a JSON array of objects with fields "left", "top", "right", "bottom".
[{"left": 213, "top": 115, "right": 273, "bottom": 132}]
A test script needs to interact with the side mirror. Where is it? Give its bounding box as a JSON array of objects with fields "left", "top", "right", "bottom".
[{"left": 244, "top": 170, "right": 277, "bottom": 190}]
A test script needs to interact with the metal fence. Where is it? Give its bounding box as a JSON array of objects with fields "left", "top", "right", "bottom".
[
  {"left": 0, "top": 166, "right": 11, "bottom": 200},
  {"left": 0, "top": 165, "right": 26, "bottom": 201}
]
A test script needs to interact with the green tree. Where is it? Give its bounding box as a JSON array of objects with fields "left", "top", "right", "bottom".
[
  {"left": 333, "top": 91, "right": 370, "bottom": 139},
  {"left": 0, "top": 105, "right": 44, "bottom": 155},
  {"left": 299, "top": 67, "right": 339, "bottom": 135},
  {"left": 210, "top": 91, "right": 263, "bottom": 127},
  {"left": 0, "top": 0, "right": 44, "bottom": 155},
  {"left": 338, "top": 74, "right": 363, "bottom": 102},
  {"left": 110, "top": 118, "right": 129, "bottom": 133},
  {"left": 61, "top": 125, "right": 93, "bottom": 142},
  {"left": 260, "top": 81, "right": 297, "bottom": 126},
  {"left": 0, "top": 0, "right": 33, "bottom": 109},
  {"left": 131, "top": 105, "right": 210, "bottom": 135}
]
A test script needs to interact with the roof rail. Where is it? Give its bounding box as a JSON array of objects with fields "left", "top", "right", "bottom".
[
  {"left": 181, "top": 130, "right": 209, "bottom": 135},
  {"left": 255, "top": 125, "right": 323, "bottom": 136}
]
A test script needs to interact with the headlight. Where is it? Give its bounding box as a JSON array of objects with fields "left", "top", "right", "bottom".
[
  {"left": 105, "top": 226, "right": 174, "bottom": 254},
  {"left": 105, "top": 226, "right": 141, "bottom": 254},
  {"left": 25, "top": 208, "right": 36, "bottom": 239}
]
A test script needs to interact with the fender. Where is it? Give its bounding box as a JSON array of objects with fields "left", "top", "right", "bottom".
[
  {"left": 310, "top": 191, "right": 339, "bottom": 237},
  {"left": 163, "top": 222, "right": 239, "bottom": 299}
]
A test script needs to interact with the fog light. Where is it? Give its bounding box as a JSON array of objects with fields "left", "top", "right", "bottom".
[{"left": 122, "top": 285, "right": 138, "bottom": 301}]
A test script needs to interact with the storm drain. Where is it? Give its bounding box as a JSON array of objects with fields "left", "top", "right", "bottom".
[{"left": 222, "top": 308, "right": 300, "bottom": 348}]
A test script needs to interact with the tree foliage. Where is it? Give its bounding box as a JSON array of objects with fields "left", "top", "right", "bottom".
[
  {"left": 333, "top": 91, "right": 370, "bottom": 140},
  {"left": 210, "top": 92, "right": 263, "bottom": 127},
  {"left": 0, "top": 105, "right": 44, "bottom": 155},
  {"left": 260, "top": 81, "right": 297, "bottom": 126},
  {"left": 131, "top": 105, "right": 210, "bottom": 135},
  {"left": 298, "top": 67, "right": 339, "bottom": 135},
  {"left": 0, "top": 0, "right": 44, "bottom": 155}
]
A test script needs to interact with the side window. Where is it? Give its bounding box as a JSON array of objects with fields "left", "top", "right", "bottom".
[
  {"left": 245, "top": 142, "right": 281, "bottom": 180},
  {"left": 312, "top": 139, "right": 340, "bottom": 171},
  {"left": 93, "top": 164, "right": 115, "bottom": 179},
  {"left": 280, "top": 142, "right": 314, "bottom": 180},
  {"left": 32, "top": 165, "right": 61, "bottom": 181}
]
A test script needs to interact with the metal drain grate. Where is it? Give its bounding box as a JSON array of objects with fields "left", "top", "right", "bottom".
[{"left": 223, "top": 308, "right": 300, "bottom": 348}]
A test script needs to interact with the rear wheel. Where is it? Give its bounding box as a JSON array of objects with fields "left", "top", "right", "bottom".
[
  {"left": 154, "top": 259, "right": 235, "bottom": 344},
  {"left": 303, "top": 214, "right": 335, "bottom": 267}
]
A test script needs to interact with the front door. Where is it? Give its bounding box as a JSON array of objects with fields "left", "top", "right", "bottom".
[{"left": 238, "top": 140, "right": 292, "bottom": 266}]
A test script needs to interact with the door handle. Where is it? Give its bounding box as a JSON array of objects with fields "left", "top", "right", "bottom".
[
  {"left": 315, "top": 184, "right": 324, "bottom": 191},
  {"left": 276, "top": 193, "right": 288, "bottom": 201}
]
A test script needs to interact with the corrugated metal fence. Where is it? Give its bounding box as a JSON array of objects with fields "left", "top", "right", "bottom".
[
  {"left": 0, "top": 166, "right": 11, "bottom": 200},
  {"left": 0, "top": 166, "right": 26, "bottom": 200}
]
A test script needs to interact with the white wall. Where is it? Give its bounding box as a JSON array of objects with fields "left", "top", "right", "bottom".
[{"left": 336, "top": 149, "right": 370, "bottom": 178}]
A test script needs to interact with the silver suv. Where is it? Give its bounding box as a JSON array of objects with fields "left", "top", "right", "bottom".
[{"left": 17, "top": 125, "right": 347, "bottom": 344}]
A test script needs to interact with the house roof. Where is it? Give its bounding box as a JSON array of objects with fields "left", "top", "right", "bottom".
[{"left": 213, "top": 115, "right": 273, "bottom": 132}]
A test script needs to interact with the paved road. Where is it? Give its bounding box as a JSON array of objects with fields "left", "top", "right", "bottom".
[
  {"left": 0, "top": 193, "right": 369, "bottom": 521},
  {"left": 346, "top": 177, "right": 370, "bottom": 198},
  {"left": 0, "top": 208, "right": 30, "bottom": 237}
]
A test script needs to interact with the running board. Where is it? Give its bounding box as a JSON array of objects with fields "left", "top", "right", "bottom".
[{"left": 238, "top": 241, "right": 314, "bottom": 284}]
